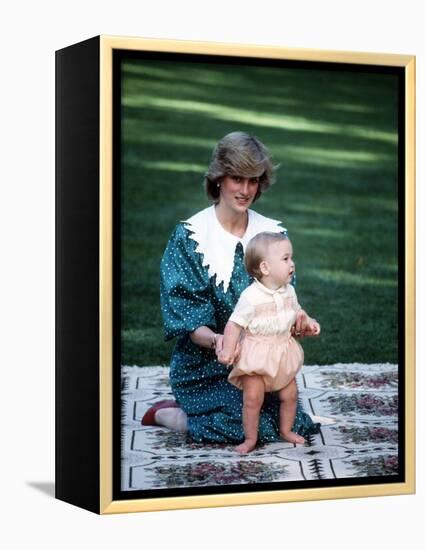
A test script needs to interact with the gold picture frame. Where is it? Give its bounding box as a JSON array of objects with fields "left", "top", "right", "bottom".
[{"left": 56, "top": 35, "right": 415, "bottom": 514}]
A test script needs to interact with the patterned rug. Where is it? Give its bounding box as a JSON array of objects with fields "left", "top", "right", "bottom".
[{"left": 121, "top": 364, "right": 398, "bottom": 491}]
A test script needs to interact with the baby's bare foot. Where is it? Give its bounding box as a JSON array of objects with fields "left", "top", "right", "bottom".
[
  {"left": 235, "top": 440, "right": 257, "bottom": 454},
  {"left": 281, "top": 431, "right": 305, "bottom": 445}
]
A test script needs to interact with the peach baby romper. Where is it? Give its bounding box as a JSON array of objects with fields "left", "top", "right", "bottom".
[{"left": 228, "top": 279, "right": 304, "bottom": 392}]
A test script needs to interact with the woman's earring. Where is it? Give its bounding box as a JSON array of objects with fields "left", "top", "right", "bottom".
[{"left": 217, "top": 182, "right": 221, "bottom": 188}]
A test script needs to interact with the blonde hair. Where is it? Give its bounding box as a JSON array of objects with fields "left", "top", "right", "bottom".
[
  {"left": 204, "top": 132, "right": 278, "bottom": 202},
  {"left": 244, "top": 232, "right": 289, "bottom": 279}
]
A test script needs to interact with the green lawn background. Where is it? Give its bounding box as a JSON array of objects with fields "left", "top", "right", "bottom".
[{"left": 121, "top": 58, "right": 399, "bottom": 366}]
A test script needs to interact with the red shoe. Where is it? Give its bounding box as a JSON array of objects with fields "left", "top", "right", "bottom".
[{"left": 141, "top": 399, "right": 179, "bottom": 426}]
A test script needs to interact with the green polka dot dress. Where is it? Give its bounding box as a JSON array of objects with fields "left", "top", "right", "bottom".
[{"left": 160, "top": 208, "right": 319, "bottom": 443}]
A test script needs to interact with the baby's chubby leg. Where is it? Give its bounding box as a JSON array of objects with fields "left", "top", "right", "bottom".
[
  {"left": 235, "top": 375, "right": 265, "bottom": 454},
  {"left": 278, "top": 379, "right": 305, "bottom": 445}
]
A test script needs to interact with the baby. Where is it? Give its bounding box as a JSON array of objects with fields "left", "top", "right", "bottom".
[{"left": 218, "top": 231, "right": 320, "bottom": 454}]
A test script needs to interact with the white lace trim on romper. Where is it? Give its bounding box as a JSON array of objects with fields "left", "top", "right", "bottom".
[{"left": 230, "top": 279, "right": 300, "bottom": 336}]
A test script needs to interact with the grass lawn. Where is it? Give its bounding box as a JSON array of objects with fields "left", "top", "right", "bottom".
[{"left": 120, "top": 57, "right": 399, "bottom": 366}]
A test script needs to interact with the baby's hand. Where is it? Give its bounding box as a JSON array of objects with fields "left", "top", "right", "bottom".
[
  {"left": 307, "top": 319, "right": 321, "bottom": 336},
  {"left": 294, "top": 309, "right": 309, "bottom": 337},
  {"left": 217, "top": 350, "right": 235, "bottom": 367}
]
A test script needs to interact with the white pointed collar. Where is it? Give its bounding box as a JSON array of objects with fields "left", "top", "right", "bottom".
[{"left": 182, "top": 206, "right": 285, "bottom": 292}]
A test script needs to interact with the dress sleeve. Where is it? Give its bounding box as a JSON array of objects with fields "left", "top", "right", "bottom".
[
  {"left": 229, "top": 291, "right": 255, "bottom": 329},
  {"left": 160, "top": 223, "right": 216, "bottom": 341}
]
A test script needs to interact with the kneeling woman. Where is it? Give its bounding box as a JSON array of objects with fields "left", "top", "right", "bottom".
[{"left": 142, "top": 131, "right": 320, "bottom": 443}]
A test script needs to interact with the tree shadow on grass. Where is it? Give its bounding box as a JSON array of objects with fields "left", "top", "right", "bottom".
[{"left": 119, "top": 59, "right": 400, "bottom": 366}]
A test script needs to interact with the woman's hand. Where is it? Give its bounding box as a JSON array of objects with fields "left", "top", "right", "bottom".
[
  {"left": 216, "top": 336, "right": 233, "bottom": 367},
  {"left": 216, "top": 344, "right": 241, "bottom": 368},
  {"left": 189, "top": 327, "right": 224, "bottom": 349},
  {"left": 214, "top": 334, "right": 224, "bottom": 354}
]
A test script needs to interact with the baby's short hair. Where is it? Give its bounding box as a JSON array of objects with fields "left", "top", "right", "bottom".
[{"left": 244, "top": 231, "right": 289, "bottom": 279}]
